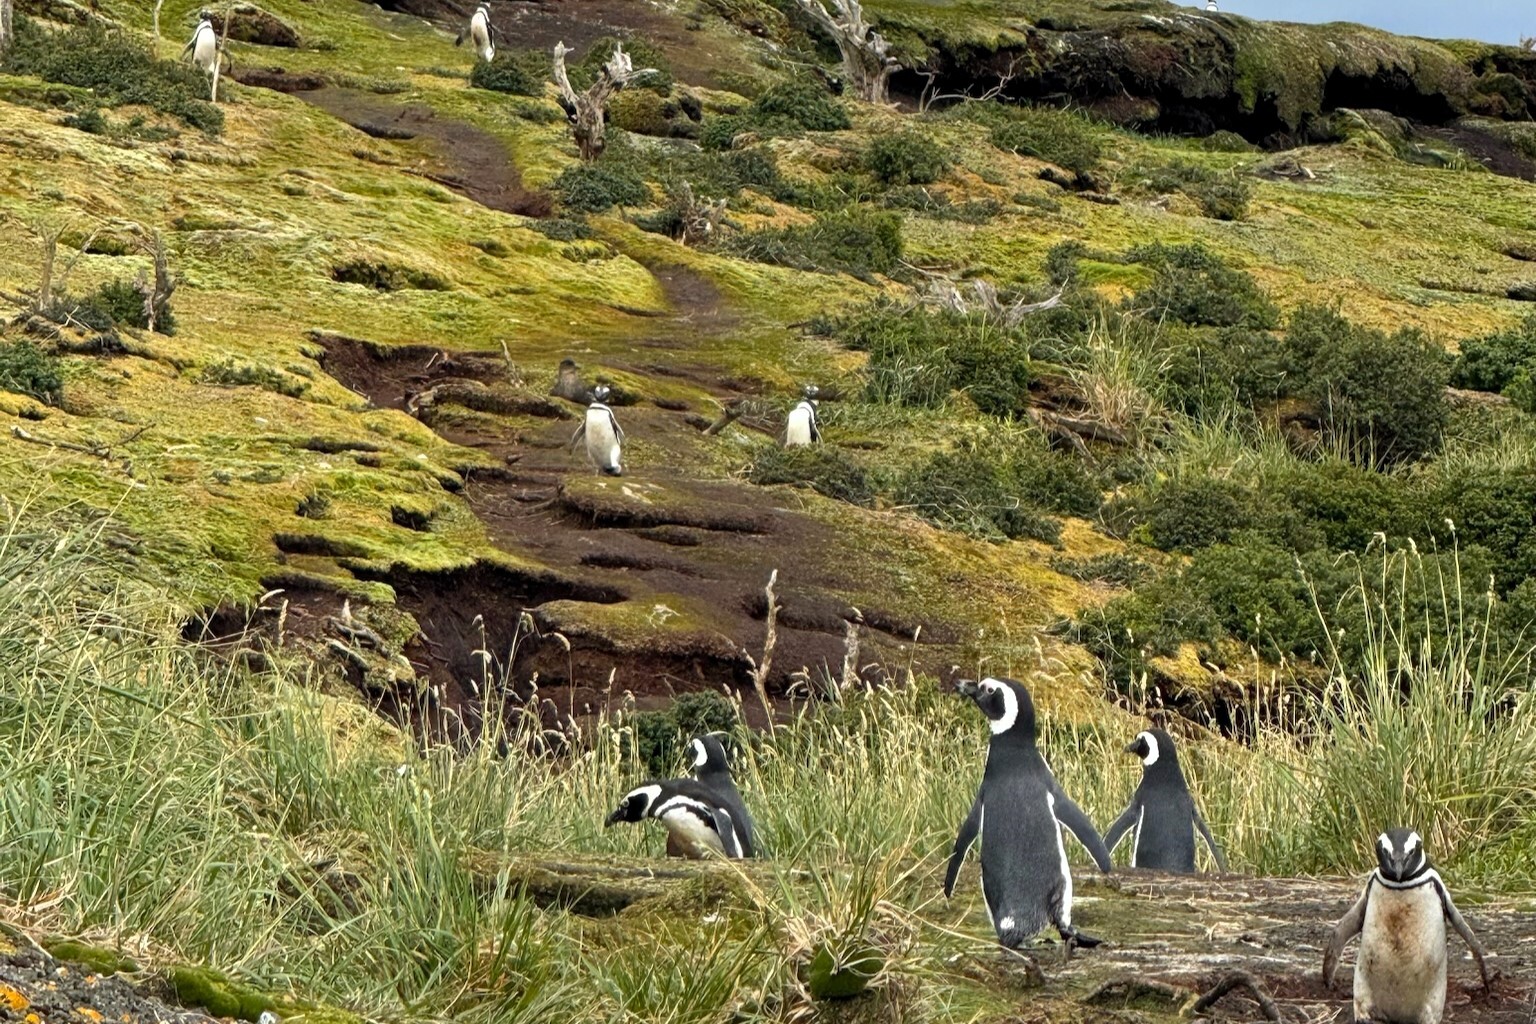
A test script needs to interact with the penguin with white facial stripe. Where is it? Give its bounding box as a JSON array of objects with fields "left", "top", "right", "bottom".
[
  {"left": 569, "top": 385, "right": 624, "bottom": 476},
  {"left": 1103, "top": 728, "right": 1227, "bottom": 874},
  {"left": 784, "top": 385, "right": 821, "bottom": 447},
  {"left": 605, "top": 780, "right": 744, "bottom": 859},
  {"left": 455, "top": 2, "right": 497, "bottom": 63},
  {"left": 1324, "top": 828, "right": 1490, "bottom": 1024},
  {"left": 946, "top": 677, "right": 1113, "bottom": 954},
  {"left": 181, "top": 11, "right": 219, "bottom": 74},
  {"left": 688, "top": 735, "right": 756, "bottom": 857}
]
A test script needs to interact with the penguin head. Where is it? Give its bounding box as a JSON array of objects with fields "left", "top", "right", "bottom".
[
  {"left": 956, "top": 676, "right": 1035, "bottom": 739},
  {"left": 1125, "top": 728, "right": 1176, "bottom": 769},
  {"left": 1375, "top": 828, "right": 1429, "bottom": 882},
  {"left": 803, "top": 384, "right": 820, "bottom": 401},
  {"left": 689, "top": 734, "right": 731, "bottom": 774},
  {"left": 605, "top": 783, "right": 661, "bottom": 827},
  {"left": 592, "top": 385, "right": 612, "bottom": 404},
  {"left": 199, "top": 9, "right": 213, "bottom": 21}
]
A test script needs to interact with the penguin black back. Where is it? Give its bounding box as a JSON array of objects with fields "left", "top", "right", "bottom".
[
  {"left": 605, "top": 777, "right": 745, "bottom": 859},
  {"left": 1104, "top": 728, "right": 1227, "bottom": 873},
  {"left": 945, "top": 677, "right": 1112, "bottom": 953},
  {"left": 688, "top": 734, "right": 757, "bottom": 857}
]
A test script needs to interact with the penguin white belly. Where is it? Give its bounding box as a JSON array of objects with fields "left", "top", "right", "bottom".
[
  {"left": 585, "top": 408, "right": 621, "bottom": 474},
  {"left": 657, "top": 807, "right": 724, "bottom": 858},
  {"left": 192, "top": 27, "right": 218, "bottom": 72},
  {"left": 471, "top": 16, "right": 494, "bottom": 61},
  {"left": 1355, "top": 884, "right": 1447, "bottom": 1024},
  {"left": 785, "top": 405, "right": 814, "bottom": 446}
]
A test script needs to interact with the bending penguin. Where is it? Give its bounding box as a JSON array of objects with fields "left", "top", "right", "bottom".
[
  {"left": 688, "top": 734, "right": 756, "bottom": 857},
  {"left": 455, "top": 2, "right": 496, "bottom": 63},
  {"left": 784, "top": 385, "right": 821, "bottom": 447},
  {"left": 182, "top": 11, "right": 219, "bottom": 74},
  {"left": 1324, "top": 828, "right": 1490, "bottom": 1024},
  {"left": 945, "top": 677, "right": 1113, "bottom": 955},
  {"left": 1103, "top": 728, "right": 1227, "bottom": 874},
  {"left": 605, "top": 779, "right": 745, "bottom": 859},
  {"left": 569, "top": 385, "right": 624, "bottom": 476}
]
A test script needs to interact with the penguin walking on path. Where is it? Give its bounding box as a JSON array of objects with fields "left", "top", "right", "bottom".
[
  {"left": 784, "top": 385, "right": 821, "bottom": 447},
  {"left": 456, "top": 2, "right": 497, "bottom": 63},
  {"left": 1103, "top": 728, "right": 1227, "bottom": 874},
  {"left": 689, "top": 735, "right": 757, "bottom": 857},
  {"left": 605, "top": 779, "right": 745, "bottom": 859},
  {"left": 1324, "top": 828, "right": 1491, "bottom": 1024},
  {"left": 181, "top": 11, "right": 219, "bottom": 74},
  {"left": 945, "top": 677, "right": 1113, "bottom": 955},
  {"left": 569, "top": 385, "right": 624, "bottom": 476}
]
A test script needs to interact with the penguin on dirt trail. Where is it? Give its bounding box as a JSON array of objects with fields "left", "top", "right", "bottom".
[
  {"left": 569, "top": 385, "right": 624, "bottom": 476},
  {"left": 605, "top": 779, "right": 746, "bottom": 860},
  {"left": 688, "top": 734, "right": 756, "bottom": 858},
  {"left": 945, "top": 677, "right": 1113, "bottom": 956},
  {"left": 456, "top": 2, "right": 497, "bottom": 63},
  {"left": 1103, "top": 728, "right": 1227, "bottom": 874},
  {"left": 182, "top": 11, "right": 219, "bottom": 74},
  {"left": 784, "top": 385, "right": 821, "bottom": 447},
  {"left": 1324, "top": 828, "right": 1491, "bottom": 1024}
]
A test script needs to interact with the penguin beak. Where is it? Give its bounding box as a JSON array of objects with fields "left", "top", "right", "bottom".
[
  {"left": 955, "top": 679, "right": 978, "bottom": 699},
  {"left": 603, "top": 806, "right": 624, "bottom": 828},
  {"left": 1123, "top": 740, "right": 1142, "bottom": 755}
]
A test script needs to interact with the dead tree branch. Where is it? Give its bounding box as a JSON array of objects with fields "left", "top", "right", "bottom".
[
  {"left": 702, "top": 398, "right": 745, "bottom": 436},
  {"left": 787, "top": 0, "right": 898, "bottom": 104},
  {"left": 744, "top": 569, "right": 780, "bottom": 734},
  {"left": 132, "top": 231, "right": 178, "bottom": 335},
  {"left": 151, "top": 0, "right": 165, "bottom": 55},
  {"left": 917, "top": 55, "right": 1023, "bottom": 113},
  {"left": 552, "top": 41, "right": 655, "bottom": 161},
  {"left": 0, "top": 0, "right": 14, "bottom": 55},
  {"left": 1189, "top": 970, "right": 1281, "bottom": 1022},
  {"left": 210, "top": 1, "right": 232, "bottom": 102}
]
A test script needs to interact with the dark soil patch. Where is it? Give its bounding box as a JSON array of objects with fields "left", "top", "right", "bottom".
[
  {"left": 231, "top": 66, "right": 327, "bottom": 92},
  {"left": 1416, "top": 122, "right": 1536, "bottom": 181},
  {"left": 296, "top": 87, "right": 552, "bottom": 216}
]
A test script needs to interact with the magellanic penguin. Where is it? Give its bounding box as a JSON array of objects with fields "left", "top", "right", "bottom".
[
  {"left": 455, "top": 2, "right": 496, "bottom": 63},
  {"left": 784, "top": 385, "right": 821, "bottom": 447},
  {"left": 1324, "top": 828, "right": 1491, "bottom": 1024},
  {"left": 605, "top": 779, "right": 745, "bottom": 859},
  {"left": 1103, "top": 729, "right": 1227, "bottom": 874},
  {"left": 182, "top": 11, "right": 219, "bottom": 74},
  {"left": 946, "top": 677, "right": 1114, "bottom": 954},
  {"left": 569, "top": 385, "right": 624, "bottom": 476},
  {"left": 688, "top": 734, "right": 756, "bottom": 857}
]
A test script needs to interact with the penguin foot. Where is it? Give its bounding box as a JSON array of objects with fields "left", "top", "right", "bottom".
[{"left": 1059, "top": 926, "right": 1102, "bottom": 958}]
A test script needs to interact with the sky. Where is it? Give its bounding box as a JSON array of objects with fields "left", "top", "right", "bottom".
[{"left": 1221, "top": 1, "right": 1531, "bottom": 46}]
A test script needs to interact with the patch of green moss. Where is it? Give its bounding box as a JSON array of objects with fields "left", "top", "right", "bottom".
[{"left": 41, "top": 939, "right": 139, "bottom": 976}]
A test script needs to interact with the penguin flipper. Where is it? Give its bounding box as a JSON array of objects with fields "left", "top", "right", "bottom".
[
  {"left": 944, "top": 794, "right": 983, "bottom": 898},
  {"left": 1437, "top": 879, "right": 1492, "bottom": 990},
  {"left": 455, "top": 29, "right": 466, "bottom": 46},
  {"left": 709, "top": 807, "right": 743, "bottom": 858},
  {"left": 568, "top": 422, "right": 586, "bottom": 451},
  {"left": 1102, "top": 801, "right": 1138, "bottom": 859},
  {"left": 1049, "top": 784, "right": 1112, "bottom": 872},
  {"left": 1192, "top": 809, "right": 1228, "bottom": 873},
  {"left": 1323, "top": 882, "right": 1370, "bottom": 988}
]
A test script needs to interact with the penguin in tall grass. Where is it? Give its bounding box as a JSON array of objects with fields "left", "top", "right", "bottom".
[
  {"left": 783, "top": 385, "right": 821, "bottom": 447},
  {"left": 182, "top": 11, "right": 219, "bottom": 74},
  {"left": 1103, "top": 728, "right": 1227, "bottom": 874},
  {"left": 688, "top": 734, "right": 756, "bottom": 857},
  {"left": 456, "top": 2, "right": 496, "bottom": 63},
  {"left": 946, "top": 677, "right": 1113, "bottom": 955},
  {"left": 1324, "top": 828, "right": 1490, "bottom": 1024},
  {"left": 569, "top": 385, "right": 624, "bottom": 476},
  {"left": 605, "top": 779, "right": 745, "bottom": 859}
]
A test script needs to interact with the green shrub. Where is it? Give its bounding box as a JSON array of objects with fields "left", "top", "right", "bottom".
[
  {"left": 1162, "top": 325, "right": 1288, "bottom": 417},
  {"left": 529, "top": 218, "right": 595, "bottom": 241},
  {"left": 61, "top": 107, "right": 108, "bottom": 134},
  {"left": 1134, "top": 478, "right": 1257, "bottom": 552},
  {"left": 630, "top": 690, "right": 738, "bottom": 775},
  {"left": 0, "top": 342, "right": 64, "bottom": 406},
  {"left": 976, "top": 104, "right": 1103, "bottom": 176},
  {"left": 1427, "top": 471, "right": 1536, "bottom": 594},
  {"left": 1126, "top": 243, "right": 1279, "bottom": 329},
  {"left": 610, "top": 90, "right": 672, "bottom": 135},
  {"left": 331, "top": 260, "right": 451, "bottom": 292},
  {"left": 718, "top": 208, "right": 901, "bottom": 277},
  {"left": 880, "top": 188, "right": 1000, "bottom": 224},
  {"left": 1449, "top": 314, "right": 1536, "bottom": 393},
  {"left": 1048, "top": 552, "right": 1152, "bottom": 587},
  {"left": 553, "top": 163, "right": 650, "bottom": 213},
  {"left": 864, "top": 131, "right": 948, "bottom": 186},
  {"left": 201, "top": 358, "right": 310, "bottom": 399},
  {"left": 750, "top": 80, "right": 849, "bottom": 131},
  {"left": 3, "top": 19, "right": 223, "bottom": 134},
  {"left": 574, "top": 36, "right": 673, "bottom": 94},
  {"left": 747, "top": 445, "right": 876, "bottom": 506},
  {"left": 468, "top": 51, "right": 543, "bottom": 95},
  {"left": 1129, "top": 160, "right": 1253, "bottom": 220},
  {"left": 88, "top": 278, "right": 177, "bottom": 334},
  {"left": 1285, "top": 305, "right": 1448, "bottom": 466}
]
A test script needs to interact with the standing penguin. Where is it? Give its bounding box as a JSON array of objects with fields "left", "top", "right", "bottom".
[
  {"left": 945, "top": 677, "right": 1113, "bottom": 954},
  {"left": 455, "top": 2, "right": 496, "bottom": 63},
  {"left": 1102, "top": 729, "right": 1227, "bottom": 874},
  {"left": 569, "top": 385, "right": 624, "bottom": 476},
  {"left": 784, "top": 385, "right": 821, "bottom": 447},
  {"left": 181, "top": 11, "right": 219, "bottom": 74},
  {"left": 1324, "top": 829, "right": 1490, "bottom": 1024},
  {"left": 605, "top": 779, "right": 745, "bottom": 859},
  {"left": 688, "top": 734, "right": 756, "bottom": 857}
]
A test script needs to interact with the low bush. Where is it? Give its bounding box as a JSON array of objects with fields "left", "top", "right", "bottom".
[
  {"left": 331, "top": 260, "right": 451, "bottom": 292},
  {"left": 629, "top": 690, "right": 738, "bottom": 775},
  {"left": 1126, "top": 243, "right": 1279, "bottom": 329},
  {"left": 1449, "top": 314, "right": 1536, "bottom": 394},
  {"left": 1132, "top": 477, "right": 1258, "bottom": 552},
  {"left": 968, "top": 103, "right": 1103, "bottom": 177},
  {"left": 574, "top": 36, "right": 673, "bottom": 94},
  {"left": 3, "top": 19, "right": 223, "bottom": 134},
  {"left": 1129, "top": 160, "right": 1253, "bottom": 220},
  {"left": 201, "top": 358, "right": 310, "bottom": 399},
  {"left": 468, "top": 51, "right": 543, "bottom": 95},
  {"left": 553, "top": 163, "right": 650, "bottom": 213},
  {"left": 717, "top": 208, "right": 901, "bottom": 277},
  {"left": 1048, "top": 552, "right": 1152, "bottom": 588},
  {"left": 880, "top": 188, "right": 1001, "bottom": 224},
  {"left": 0, "top": 342, "right": 65, "bottom": 406},
  {"left": 699, "top": 80, "right": 848, "bottom": 151},
  {"left": 864, "top": 131, "right": 948, "bottom": 186},
  {"left": 747, "top": 445, "right": 876, "bottom": 506},
  {"left": 1162, "top": 325, "right": 1288, "bottom": 417}
]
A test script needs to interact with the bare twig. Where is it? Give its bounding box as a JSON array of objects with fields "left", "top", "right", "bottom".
[
  {"left": 152, "top": 0, "right": 165, "bottom": 55},
  {"left": 1190, "top": 971, "right": 1281, "bottom": 1022},
  {"left": 11, "top": 424, "right": 149, "bottom": 462},
  {"left": 702, "top": 398, "right": 745, "bottom": 436},
  {"left": 917, "top": 55, "right": 1023, "bottom": 113},
  {"left": 747, "top": 569, "right": 780, "bottom": 733},
  {"left": 211, "top": 1, "right": 233, "bottom": 102}
]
